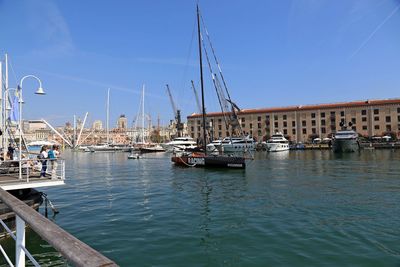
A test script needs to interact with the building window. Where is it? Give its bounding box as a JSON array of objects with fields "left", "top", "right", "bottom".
[
  {"left": 352, "top": 126, "right": 356, "bottom": 131},
  {"left": 331, "top": 125, "right": 336, "bottom": 131},
  {"left": 362, "top": 110, "right": 367, "bottom": 116},
  {"left": 218, "top": 119, "right": 222, "bottom": 123},
  {"left": 312, "top": 128, "right": 316, "bottom": 134},
  {"left": 218, "top": 132, "right": 222, "bottom": 137},
  {"left": 283, "top": 121, "right": 287, "bottom": 127},
  {"left": 386, "top": 125, "right": 391, "bottom": 131},
  {"left": 362, "top": 117, "right": 367, "bottom": 122},
  {"left": 321, "top": 112, "right": 325, "bottom": 118},
  {"left": 257, "top": 116, "right": 261, "bottom": 121},
  {"left": 292, "top": 121, "right": 296, "bottom": 127},
  {"left": 386, "top": 116, "right": 391, "bottom": 123},
  {"left": 351, "top": 118, "right": 356, "bottom": 124},
  {"left": 191, "top": 126, "right": 194, "bottom": 132},
  {"left": 398, "top": 115, "right": 400, "bottom": 122},
  {"left": 274, "top": 115, "right": 278, "bottom": 121},
  {"left": 374, "top": 109, "right": 379, "bottom": 115},
  {"left": 274, "top": 122, "right": 278, "bottom": 128},
  {"left": 330, "top": 111, "right": 336, "bottom": 116},
  {"left": 250, "top": 123, "right": 253, "bottom": 129},
  {"left": 292, "top": 129, "right": 296, "bottom": 134},
  {"left": 398, "top": 108, "right": 400, "bottom": 113},
  {"left": 258, "top": 123, "right": 261, "bottom": 129},
  {"left": 311, "top": 120, "right": 316, "bottom": 126},
  {"left": 302, "top": 120, "right": 306, "bottom": 127},
  {"left": 197, "top": 126, "right": 200, "bottom": 131},
  {"left": 302, "top": 129, "right": 307, "bottom": 134},
  {"left": 362, "top": 125, "right": 367, "bottom": 130},
  {"left": 340, "top": 111, "right": 345, "bottom": 117},
  {"left": 283, "top": 115, "right": 287, "bottom": 120},
  {"left": 375, "top": 125, "right": 380, "bottom": 130},
  {"left": 242, "top": 123, "right": 245, "bottom": 128},
  {"left": 266, "top": 119, "right": 270, "bottom": 126},
  {"left": 283, "top": 129, "right": 287, "bottom": 135},
  {"left": 321, "top": 119, "right": 326, "bottom": 126},
  {"left": 321, "top": 127, "right": 326, "bottom": 134},
  {"left": 258, "top": 130, "right": 262, "bottom": 136},
  {"left": 266, "top": 115, "right": 270, "bottom": 119},
  {"left": 374, "top": 116, "right": 379, "bottom": 121},
  {"left": 218, "top": 125, "right": 222, "bottom": 130},
  {"left": 311, "top": 113, "right": 316, "bottom": 118},
  {"left": 191, "top": 133, "right": 194, "bottom": 138}
]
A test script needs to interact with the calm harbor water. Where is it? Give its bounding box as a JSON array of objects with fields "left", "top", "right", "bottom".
[{"left": 1, "top": 149, "right": 400, "bottom": 266}]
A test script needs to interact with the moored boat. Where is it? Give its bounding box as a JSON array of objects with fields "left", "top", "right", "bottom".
[
  {"left": 332, "top": 122, "right": 360, "bottom": 153},
  {"left": 265, "top": 132, "right": 290, "bottom": 152},
  {"left": 171, "top": 152, "right": 245, "bottom": 168}
]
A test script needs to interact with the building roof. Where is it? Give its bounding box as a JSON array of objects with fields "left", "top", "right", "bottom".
[{"left": 187, "top": 98, "right": 400, "bottom": 119}]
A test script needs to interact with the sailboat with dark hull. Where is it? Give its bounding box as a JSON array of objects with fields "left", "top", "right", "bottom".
[{"left": 171, "top": 6, "right": 246, "bottom": 169}]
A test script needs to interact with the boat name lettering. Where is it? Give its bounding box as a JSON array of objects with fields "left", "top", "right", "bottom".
[{"left": 188, "top": 157, "right": 205, "bottom": 165}]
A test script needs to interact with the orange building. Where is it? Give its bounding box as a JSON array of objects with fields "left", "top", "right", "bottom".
[{"left": 187, "top": 98, "right": 400, "bottom": 142}]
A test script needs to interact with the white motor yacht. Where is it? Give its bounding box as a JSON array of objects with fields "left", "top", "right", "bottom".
[
  {"left": 219, "top": 136, "right": 255, "bottom": 153},
  {"left": 162, "top": 137, "right": 197, "bottom": 152},
  {"left": 332, "top": 121, "right": 360, "bottom": 153},
  {"left": 265, "top": 132, "right": 290, "bottom": 152}
]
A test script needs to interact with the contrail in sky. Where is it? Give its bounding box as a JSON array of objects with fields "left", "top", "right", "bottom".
[{"left": 349, "top": 3, "right": 400, "bottom": 59}]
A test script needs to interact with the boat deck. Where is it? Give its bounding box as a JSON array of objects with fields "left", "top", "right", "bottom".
[{"left": 0, "top": 172, "right": 64, "bottom": 190}]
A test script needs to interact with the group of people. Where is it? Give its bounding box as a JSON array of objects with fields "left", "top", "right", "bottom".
[{"left": 39, "top": 145, "right": 60, "bottom": 179}]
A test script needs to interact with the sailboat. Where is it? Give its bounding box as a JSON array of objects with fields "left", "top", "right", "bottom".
[
  {"left": 171, "top": 6, "right": 245, "bottom": 169},
  {"left": 131, "top": 85, "right": 165, "bottom": 153},
  {"left": 88, "top": 89, "right": 122, "bottom": 152}
]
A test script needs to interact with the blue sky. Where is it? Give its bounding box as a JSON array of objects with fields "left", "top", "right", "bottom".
[{"left": 1, "top": 0, "right": 400, "bottom": 127}]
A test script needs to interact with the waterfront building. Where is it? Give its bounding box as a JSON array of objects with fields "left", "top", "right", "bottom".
[
  {"left": 117, "top": 115, "right": 128, "bottom": 130},
  {"left": 92, "top": 120, "right": 103, "bottom": 131},
  {"left": 187, "top": 98, "right": 400, "bottom": 142}
]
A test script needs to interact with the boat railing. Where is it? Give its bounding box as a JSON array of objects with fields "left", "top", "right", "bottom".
[
  {"left": 0, "top": 158, "right": 66, "bottom": 184},
  {"left": 0, "top": 188, "right": 117, "bottom": 267}
]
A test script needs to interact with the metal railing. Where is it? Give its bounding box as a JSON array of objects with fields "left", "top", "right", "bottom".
[
  {"left": 0, "top": 158, "right": 65, "bottom": 184},
  {"left": 0, "top": 188, "right": 118, "bottom": 267}
]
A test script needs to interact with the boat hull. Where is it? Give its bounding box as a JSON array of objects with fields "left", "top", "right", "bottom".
[
  {"left": 139, "top": 147, "right": 165, "bottom": 153},
  {"left": 220, "top": 144, "right": 255, "bottom": 153},
  {"left": 332, "top": 139, "right": 359, "bottom": 153},
  {"left": 266, "top": 143, "right": 290, "bottom": 152},
  {"left": 171, "top": 154, "right": 245, "bottom": 169}
]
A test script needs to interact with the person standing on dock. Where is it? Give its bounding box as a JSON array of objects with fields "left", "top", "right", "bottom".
[
  {"left": 7, "top": 143, "right": 15, "bottom": 160},
  {"left": 39, "top": 145, "right": 48, "bottom": 177},
  {"left": 48, "top": 145, "right": 59, "bottom": 179}
]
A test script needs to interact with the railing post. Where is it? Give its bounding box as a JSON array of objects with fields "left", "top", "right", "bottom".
[{"left": 16, "top": 215, "right": 26, "bottom": 267}]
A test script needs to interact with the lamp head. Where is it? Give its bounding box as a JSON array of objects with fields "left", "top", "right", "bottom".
[{"left": 35, "top": 87, "right": 46, "bottom": 95}]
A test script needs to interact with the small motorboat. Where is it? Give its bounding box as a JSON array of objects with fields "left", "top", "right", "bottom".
[{"left": 128, "top": 153, "right": 141, "bottom": 159}]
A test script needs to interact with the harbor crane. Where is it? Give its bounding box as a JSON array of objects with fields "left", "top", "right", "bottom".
[{"left": 166, "top": 84, "right": 184, "bottom": 137}]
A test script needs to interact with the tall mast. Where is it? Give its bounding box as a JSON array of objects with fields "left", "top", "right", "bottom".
[
  {"left": 106, "top": 88, "right": 110, "bottom": 144},
  {"left": 197, "top": 5, "right": 207, "bottom": 154},
  {"left": 142, "top": 84, "right": 145, "bottom": 144}
]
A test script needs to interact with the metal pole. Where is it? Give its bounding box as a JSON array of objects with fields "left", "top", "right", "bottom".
[
  {"left": 197, "top": 5, "right": 207, "bottom": 154},
  {"left": 16, "top": 215, "right": 26, "bottom": 267},
  {"left": 19, "top": 88, "right": 22, "bottom": 179},
  {"left": 106, "top": 88, "right": 110, "bottom": 144},
  {"left": 73, "top": 115, "right": 76, "bottom": 148},
  {"left": 0, "top": 61, "right": 3, "bottom": 154},
  {"left": 142, "top": 85, "right": 145, "bottom": 144},
  {"left": 3, "top": 54, "right": 8, "bottom": 159}
]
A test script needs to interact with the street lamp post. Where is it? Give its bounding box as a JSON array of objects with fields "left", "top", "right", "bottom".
[
  {"left": 2, "top": 87, "right": 21, "bottom": 160},
  {"left": 18, "top": 75, "right": 45, "bottom": 179}
]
